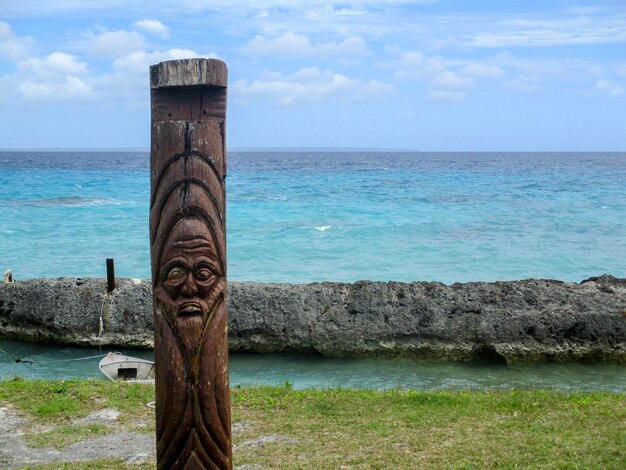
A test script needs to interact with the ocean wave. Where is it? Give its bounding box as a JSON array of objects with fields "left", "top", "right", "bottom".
[
  {"left": 13, "top": 196, "right": 119, "bottom": 207},
  {"left": 298, "top": 225, "right": 332, "bottom": 232}
]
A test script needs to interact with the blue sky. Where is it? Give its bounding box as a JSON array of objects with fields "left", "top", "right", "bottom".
[{"left": 0, "top": 0, "right": 625, "bottom": 150}]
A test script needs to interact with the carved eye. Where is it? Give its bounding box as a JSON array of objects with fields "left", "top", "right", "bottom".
[
  {"left": 195, "top": 267, "right": 214, "bottom": 282},
  {"left": 166, "top": 267, "right": 187, "bottom": 282}
]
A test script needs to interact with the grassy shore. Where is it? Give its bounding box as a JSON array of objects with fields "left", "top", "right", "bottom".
[{"left": 0, "top": 379, "right": 624, "bottom": 469}]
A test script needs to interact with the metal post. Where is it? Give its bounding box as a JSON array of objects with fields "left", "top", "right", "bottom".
[
  {"left": 106, "top": 258, "right": 115, "bottom": 293},
  {"left": 149, "top": 59, "right": 232, "bottom": 469}
]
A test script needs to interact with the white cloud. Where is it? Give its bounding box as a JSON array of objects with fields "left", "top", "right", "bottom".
[
  {"left": 427, "top": 90, "right": 467, "bottom": 103},
  {"left": 113, "top": 48, "right": 217, "bottom": 73},
  {"left": 244, "top": 32, "right": 311, "bottom": 57},
  {"left": 596, "top": 79, "right": 624, "bottom": 97},
  {"left": 505, "top": 76, "right": 543, "bottom": 93},
  {"left": 133, "top": 19, "right": 170, "bottom": 38},
  {"left": 495, "top": 54, "right": 607, "bottom": 88},
  {"left": 393, "top": 52, "right": 445, "bottom": 80},
  {"left": 303, "top": 5, "right": 368, "bottom": 22},
  {"left": 87, "top": 29, "right": 146, "bottom": 58},
  {"left": 0, "top": 21, "right": 34, "bottom": 61},
  {"left": 467, "top": 15, "right": 626, "bottom": 48},
  {"left": 19, "top": 75, "right": 92, "bottom": 99},
  {"left": 426, "top": 72, "right": 474, "bottom": 102},
  {"left": 354, "top": 79, "right": 394, "bottom": 101},
  {"left": 0, "top": 18, "right": 216, "bottom": 106},
  {"left": 2, "top": 0, "right": 425, "bottom": 16},
  {"left": 1, "top": 2, "right": 623, "bottom": 115},
  {"left": 234, "top": 67, "right": 354, "bottom": 106},
  {"left": 465, "top": 56, "right": 565, "bottom": 94},
  {"left": 320, "top": 36, "right": 366, "bottom": 57},
  {"left": 460, "top": 63, "right": 504, "bottom": 79},
  {"left": 499, "top": 55, "right": 570, "bottom": 81},
  {"left": 232, "top": 66, "right": 389, "bottom": 106},
  {"left": 392, "top": 51, "right": 474, "bottom": 101},
  {"left": 19, "top": 52, "right": 88, "bottom": 76},
  {"left": 431, "top": 71, "right": 474, "bottom": 91},
  {"left": 242, "top": 32, "right": 366, "bottom": 58},
  {"left": 0, "top": 23, "right": 96, "bottom": 103},
  {"left": 13, "top": 51, "right": 92, "bottom": 101},
  {"left": 390, "top": 47, "right": 622, "bottom": 102},
  {"left": 333, "top": 6, "right": 367, "bottom": 17},
  {"left": 505, "top": 78, "right": 542, "bottom": 93}
]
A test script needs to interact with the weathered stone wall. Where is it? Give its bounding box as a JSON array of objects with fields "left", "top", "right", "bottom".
[
  {"left": 0, "top": 278, "right": 154, "bottom": 348},
  {"left": 1, "top": 276, "right": 624, "bottom": 363}
]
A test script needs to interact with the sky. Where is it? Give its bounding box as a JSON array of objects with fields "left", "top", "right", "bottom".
[{"left": 0, "top": 0, "right": 625, "bottom": 151}]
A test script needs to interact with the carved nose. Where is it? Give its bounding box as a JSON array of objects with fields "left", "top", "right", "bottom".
[{"left": 180, "top": 273, "right": 198, "bottom": 296}]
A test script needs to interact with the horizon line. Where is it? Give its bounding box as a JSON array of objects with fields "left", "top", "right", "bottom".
[
  {"left": 1, "top": 147, "right": 625, "bottom": 153},
  {"left": 0, "top": 146, "right": 417, "bottom": 152}
]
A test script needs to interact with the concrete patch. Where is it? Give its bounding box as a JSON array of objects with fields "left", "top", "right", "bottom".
[
  {"left": 236, "top": 434, "right": 297, "bottom": 450},
  {"left": 74, "top": 408, "right": 120, "bottom": 425},
  {"left": 232, "top": 420, "right": 254, "bottom": 435},
  {"left": 0, "top": 406, "right": 156, "bottom": 469}
]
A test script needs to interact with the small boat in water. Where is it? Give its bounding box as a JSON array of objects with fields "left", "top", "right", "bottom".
[{"left": 99, "top": 352, "right": 155, "bottom": 382}]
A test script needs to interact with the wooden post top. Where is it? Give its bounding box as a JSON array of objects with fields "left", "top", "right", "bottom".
[{"left": 150, "top": 58, "right": 227, "bottom": 89}]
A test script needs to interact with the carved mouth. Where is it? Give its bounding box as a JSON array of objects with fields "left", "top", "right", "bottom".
[{"left": 178, "top": 301, "right": 204, "bottom": 317}]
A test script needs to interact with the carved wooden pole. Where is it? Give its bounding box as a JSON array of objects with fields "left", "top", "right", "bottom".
[{"left": 150, "top": 59, "right": 231, "bottom": 469}]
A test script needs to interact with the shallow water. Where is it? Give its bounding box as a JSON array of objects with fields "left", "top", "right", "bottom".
[{"left": 1, "top": 340, "right": 624, "bottom": 392}]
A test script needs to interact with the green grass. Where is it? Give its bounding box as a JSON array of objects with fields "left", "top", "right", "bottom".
[
  {"left": 0, "top": 377, "right": 154, "bottom": 427},
  {"left": 231, "top": 386, "right": 625, "bottom": 469},
  {"left": 1, "top": 379, "right": 624, "bottom": 469}
]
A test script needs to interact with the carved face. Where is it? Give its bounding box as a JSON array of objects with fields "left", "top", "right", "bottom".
[{"left": 158, "top": 217, "right": 223, "bottom": 322}]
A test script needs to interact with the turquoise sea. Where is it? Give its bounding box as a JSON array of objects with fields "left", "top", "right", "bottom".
[{"left": 0, "top": 151, "right": 625, "bottom": 283}]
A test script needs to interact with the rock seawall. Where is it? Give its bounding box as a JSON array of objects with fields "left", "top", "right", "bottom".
[{"left": 1, "top": 276, "right": 625, "bottom": 363}]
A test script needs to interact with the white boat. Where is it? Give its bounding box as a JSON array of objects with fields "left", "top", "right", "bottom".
[{"left": 99, "top": 352, "right": 155, "bottom": 382}]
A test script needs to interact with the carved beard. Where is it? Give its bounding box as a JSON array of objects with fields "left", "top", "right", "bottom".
[
  {"left": 173, "top": 312, "right": 204, "bottom": 360},
  {"left": 153, "top": 281, "right": 231, "bottom": 469}
]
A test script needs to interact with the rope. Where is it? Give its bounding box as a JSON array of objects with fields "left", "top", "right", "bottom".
[
  {"left": 99, "top": 291, "right": 112, "bottom": 337},
  {"left": 94, "top": 289, "right": 114, "bottom": 353},
  {"left": 0, "top": 347, "right": 34, "bottom": 365},
  {"left": 29, "top": 354, "right": 108, "bottom": 363},
  {"left": 0, "top": 347, "right": 107, "bottom": 365}
]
